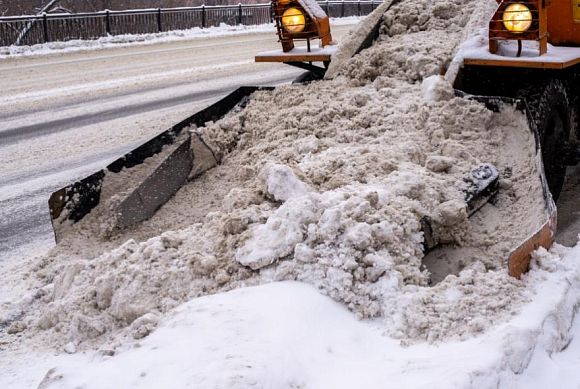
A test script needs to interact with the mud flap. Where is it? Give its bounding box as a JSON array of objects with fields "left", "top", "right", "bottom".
[
  {"left": 464, "top": 93, "right": 558, "bottom": 278},
  {"left": 48, "top": 86, "right": 273, "bottom": 243},
  {"left": 508, "top": 215, "right": 557, "bottom": 278}
]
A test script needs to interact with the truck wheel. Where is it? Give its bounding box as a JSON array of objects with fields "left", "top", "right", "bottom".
[
  {"left": 519, "top": 80, "right": 573, "bottom": 201},
  {"left": 570, "top": 83, "right": 580, "bottom": 143}
]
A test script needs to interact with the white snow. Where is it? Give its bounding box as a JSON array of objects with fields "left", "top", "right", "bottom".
[
  {"left": 6, "top": 242, "right": 580, "bottom": 389},
  {"left": 509, "top": 307, "right": 580, "bottom": 388},
  {"left": 259, "top": 162, "right": 312, "bottom": 202}
]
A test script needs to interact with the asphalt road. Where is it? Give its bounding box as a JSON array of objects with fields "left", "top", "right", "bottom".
[{"left": 0, "top": 24, "right": 355, "bottom": 259}]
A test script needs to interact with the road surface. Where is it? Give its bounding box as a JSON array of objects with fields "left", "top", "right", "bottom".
[{"left": 0, "top": 24, "right": 356, "bottom": 260}]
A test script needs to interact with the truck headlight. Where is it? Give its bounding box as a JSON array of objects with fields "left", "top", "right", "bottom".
[
  {"left": 281, "top": 7, "right": 306, "bottom": 33},
  {"left": 502, "top": 3, "right": 532, "bottom": 33}
]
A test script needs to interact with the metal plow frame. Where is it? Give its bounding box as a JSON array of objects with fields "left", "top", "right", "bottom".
[
  {"left": 48, "top": 86, "right": 273, "bottom": 242},
  {"left": 466, "top": 93, "right": 557, "bottom": 278}
]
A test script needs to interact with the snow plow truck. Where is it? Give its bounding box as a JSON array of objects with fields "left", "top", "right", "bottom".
[{"left": 48, "top": 0, "right": 580, "bottom": 278}]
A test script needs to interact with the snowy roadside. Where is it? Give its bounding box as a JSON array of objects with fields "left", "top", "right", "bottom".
[
  {"left": 2, "top": 243, "right": 579, "bottom": 389},
  {"left": 0, "top": 17, "right": 361, "bottom": 58}
]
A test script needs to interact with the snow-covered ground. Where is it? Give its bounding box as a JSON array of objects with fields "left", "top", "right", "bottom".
[{"left": 3, "top": 243, "right": 580, "bottom": 389}]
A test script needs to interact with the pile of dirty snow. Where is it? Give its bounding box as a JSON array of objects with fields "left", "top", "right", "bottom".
[{"left": 0, "top": 0, "right": 551, "bottom": 363}]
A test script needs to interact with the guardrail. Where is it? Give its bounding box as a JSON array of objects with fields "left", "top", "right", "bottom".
[{"left": 0, "top": 1, "right": 380, "bottom": 47}]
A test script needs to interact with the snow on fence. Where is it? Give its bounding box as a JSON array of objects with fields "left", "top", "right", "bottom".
[{"left": 0, "top": 1, "right": 380, "bottom": 47}]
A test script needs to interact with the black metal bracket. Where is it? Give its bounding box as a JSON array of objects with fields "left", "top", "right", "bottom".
[
  {"left": 422, "top": 164, "right": 499, "bottom": 254},
  {"left": 285, "top": 61, "right": 327, "bottom": 79}
]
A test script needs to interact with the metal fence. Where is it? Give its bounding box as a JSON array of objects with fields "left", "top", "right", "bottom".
[{"left": 0, "top": 1, "right": 381, "bottom": 47}]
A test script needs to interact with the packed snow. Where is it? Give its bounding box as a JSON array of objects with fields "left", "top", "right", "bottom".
[
  {"left": 1, "top": 0, "right": 580, "bottom": 388},
  {"left": 3, "top": 244, "right": 580, "bottom": 389}
]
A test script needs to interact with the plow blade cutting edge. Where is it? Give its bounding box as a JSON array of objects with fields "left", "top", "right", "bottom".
[{"left": 48, "top": 86, "right": 273, "bottom": 243}]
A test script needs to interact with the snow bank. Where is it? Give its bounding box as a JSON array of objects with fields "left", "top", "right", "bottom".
[
  {"left": 20, "top": 243, "right": 580, "bottom": 388},
  {"left": 0, "top": 17, "right": 361, "bottom": 58}
]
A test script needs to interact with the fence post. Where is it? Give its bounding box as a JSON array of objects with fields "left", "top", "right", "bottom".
[
  {"left": 325, "top": 0, "right": 329, "bottom": 15},
  {"left": 157, "top": 8, "right": 162, "bottom": 32},
  {"left": 201, "top": 5, "right": 206, "bottom": 28},
  {"left": 42, "top": 12, "right": 48, "bottom": 43},
  {"left": 269, "top": 2, "right": 274, "bottom": 23},
  {"left": 105, "top": 10, "right": 111, "bottom": 35},
  {"left": 370, "top": 0, "right": 374, "bottom": 11},
  {"left": 238, "top": 3, "right": 243, "bottom": 25},
  {"left": 341, "top": 0, "right": 344, "bottom": 18},
  {"left": 357, "top": 0, "right": 361, "bottom": 16}
]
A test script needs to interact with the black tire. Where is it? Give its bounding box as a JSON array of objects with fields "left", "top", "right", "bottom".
[{"left": 518, "top": 79, "right": 573, "bottom": 201}]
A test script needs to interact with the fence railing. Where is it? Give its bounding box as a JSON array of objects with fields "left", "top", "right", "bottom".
[{"left": 0, "top": 1, "right": 380, "bottom": 47}]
